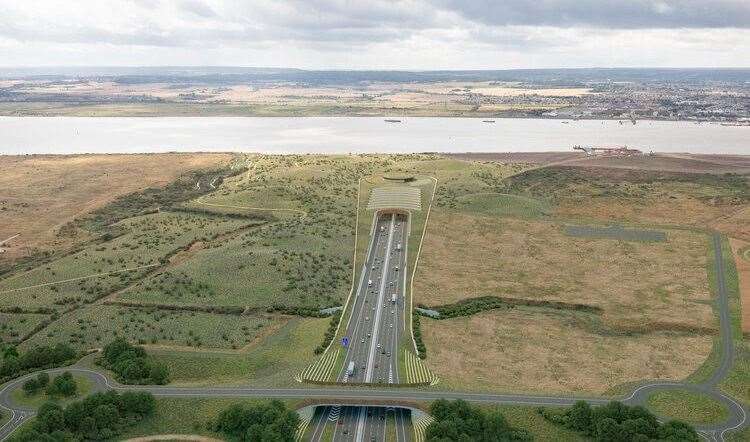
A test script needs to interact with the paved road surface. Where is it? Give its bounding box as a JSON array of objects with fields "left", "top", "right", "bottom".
[
  {"left": 0, "top": 234, "right": 745, "bottom": 441},
  {"left": 327, "top": 212, "right": 410, "bottom": 441}
]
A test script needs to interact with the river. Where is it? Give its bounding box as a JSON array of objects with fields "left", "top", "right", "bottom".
[{"left": 0, "top": 117, "right": 746, "bottom": 155}]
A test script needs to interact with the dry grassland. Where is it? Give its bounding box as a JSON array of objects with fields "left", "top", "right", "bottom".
[
  {"left": 729, "top": 238, "right": 750, "bottom": 335},
  {"left": 415, "top": 211, "right": 714, "bottom": 332},
  {"left": 421, "top": 309, "right": 713, "bottom": 395},
  {"left": 0, "top": 153, "right": 232, "bottom": 263}
]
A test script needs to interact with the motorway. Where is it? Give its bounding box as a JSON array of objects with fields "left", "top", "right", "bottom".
[
  {"left": 0, "top": 229, "right": 746, "bottom": 441},
  {"left": 322, "top": 212, "right": 410, "bottom": 441}
]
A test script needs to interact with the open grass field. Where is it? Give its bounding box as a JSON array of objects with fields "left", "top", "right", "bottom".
[
  {"left": 415, "top": 211, "right": 714, "bottom": 333},
  {"left": 421, "top": 308, "right": 712, "bottom": 395},
  {"left": 502, "top": 165, "right": 750, "bottom": 239},
  {"left": 9, "top": 373, "right": 95, "bottom": 409},
  {"left": 0, "top": 211, "right": 253, "bottom": 310},
  {"left": 410, "top": 162, "right": 750, "bottom": 396},
  {"left": 117, "top": 397, "right": 301, "bottom": 440},
  {"left": 486, "top": 405, "right": 587, "bottom": 442},
  {"left": 148, "top": 317, "right": 330, "bottom": 386},
  {"left": 646, "top": 389, "right": 729, "bottom": 425},
  {"left": 20, "top": 304, "right": 278, "bottom": 351},
  {"left": 0, "top": 153, "right": 232, "bottom": 268},
  {"left": 1, "top": 152, "right": 747, "bottom": 411},
  {"left": 0, "top": 312, "right": 49, "bottom": 342},
  {"left": 729, "top": 238, "right": 750, "bottom": 335}
]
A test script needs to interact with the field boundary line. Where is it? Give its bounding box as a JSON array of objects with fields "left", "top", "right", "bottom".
[
  {"left": 0, "top": 264, "right": 159, "bottom": 294},
  {"left": 408, "top": 176, "right": 437, "bottom": 355},
  {"left": 194, "top": 194, "right": 308, "bottom": 217}
]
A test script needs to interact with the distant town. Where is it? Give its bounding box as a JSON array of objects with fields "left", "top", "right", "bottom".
[{"left": 1, "top": 67, "right": 747, "bottom": 121}]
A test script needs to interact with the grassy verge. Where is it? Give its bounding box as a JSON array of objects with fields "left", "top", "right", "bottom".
[
  {"left": 115, "top": 397, "right": 302, "bottom": 440},
  {"left": 149, "top": 317, "right": 329, "bottom": 386},
  {"left": 646, "top": 389, "right": 730, "bottom": 425},
  {"left": 727, "top": 426, "right": 750, "bottom": 441},
  {"left": 9, "top": 374, "right": 95, "bottom": 409},
  {"left": 481, "top": 405, "right": 587, "bottom": 441},
  {"left": 719, "top": 234, "right": 749, "bottom": 405}
]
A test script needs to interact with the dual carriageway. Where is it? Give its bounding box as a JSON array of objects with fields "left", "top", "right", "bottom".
[{"left": 308, "top": 212, "right": 414, "bottom": 441}]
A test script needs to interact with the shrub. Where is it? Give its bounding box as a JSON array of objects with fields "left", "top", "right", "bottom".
[
  {"left": 46, "top": 372, "right": 77, "bottom": 398},
  {"left": 0, "top": 343, "right": 77, "bottom": 382},
  {"left": 213, "top": 400, "right": 299, "bottom": 441},
  {"left": 10, "top": 390, "right": 155, "bottom": 441},
  {"left": 313, "top": 311, "right": 341, "bottom": 355},
  {"left": 540, "top": 400, "right": 699, "bottom": 442},
  {"left": 22, "top": 378, "right": 39, "bottom": 396},
  {"left": 426, "top": 399, "right": 531, "bottom": 441},
  {"left": 99, "top": 338, "right": 169, "bottom": 385}
]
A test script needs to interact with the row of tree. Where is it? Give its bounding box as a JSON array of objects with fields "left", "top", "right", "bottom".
[
  {"left": 11, "top": 391, "right": 155, "bottom": 441},
  {"left": 541, "top": 400, "right": 700, "bottom": 442},
  {"left": 313, "top": 311, "right": 341, "bottom": 355},
  {"left": 0, "top": 344, "right": 77, "bottom": 381},
  {"left": 99, "top": 338, "right": 169, "bottom": 384},
  {"left": 426, "top": 399, "right": 531, "bottom": 441},
  {"left": 23, "top": 371, "right": 77, "bottom": 398},
  {"left": 412, "top": 313, "right": 427, "bottom": 358},
  {"left": 213, "top": 400, "right": 299, "bottom": 441}
]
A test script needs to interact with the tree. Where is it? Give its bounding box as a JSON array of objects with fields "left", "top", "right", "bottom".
[
  {"left": 121, "top": 391, "right": 156, "bottom": 416},
  {"left": 102, "top": 337, "right": 132, "bottom": 365},
  {"left": 36, "top": 372, "right": 50, "bottom": 388},
  {"left": 426, "top": 399, "right": 531, "bottom": 441},
  {"left": 148, "top": 362, "right": 169, "bottom": 384},
  {"left": 658, "top": 420, "right": 700, "bottom": 442},
  {"left": 22, "top": 378, "right": 39, "bottom": 396},
  {"left": 93, "top": 404, "right": 119, "bottom": 430},
  {"left": 565, "top": 400, "right": 593, "bottom": 433},
  {"left": 595, "top": 417, "right": 625, "bottom": 442},
  {"left": 36, "top": 402, "right": 66, "bottom": 434},
  {"left": 0, "top": 355, "right": 20, "bottom": 377},
  {"left": 214, "top": 401, "right": 298, "bottom": 441},
  {"left": 46, "top": 372, "right": 77, "bottom": 397}
]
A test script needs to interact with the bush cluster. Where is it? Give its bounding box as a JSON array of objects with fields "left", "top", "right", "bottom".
[
  {"left": 433, "top": 296, "right": 513, "bottom": 318},
  {"left": 22, "top": 372, "right": 50, "bottom": 395},
  {"left": 314, "top": 311, "right": 341, "bottom": 355},
  {"left": 0, "top": 344, "right": 77, "bottom": 381},
  {"left": 11, "top": 390, "right": 155, "bottom": 441},
  {"left": 24, "top": 372, "right": 76, "bottom": 397},
  {"left": 540, "top": 400, "right": 700, "bottom": 442},
  {"left": 76, "top": 165, "right": 247, "bottom": 232},
  {"left": 99, "top": 338, "right": 169, "bottom": 385},
  {"left": 213, "top": 400, "right": 299, "bottom": 441},
  {"left": 412, "top": 313, "right": 426, "bottom": 359},
  {"left": 426, "top": 399, "right": 531, "bottom": 441}
]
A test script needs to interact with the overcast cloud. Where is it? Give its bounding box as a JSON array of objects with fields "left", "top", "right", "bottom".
[{"left": 0, "top": 0, "right": 747, "bottom": 68}]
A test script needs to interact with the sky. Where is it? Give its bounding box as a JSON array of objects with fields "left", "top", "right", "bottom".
[{"left": 1, "top": 0, "right": 748, "bottom": 69}]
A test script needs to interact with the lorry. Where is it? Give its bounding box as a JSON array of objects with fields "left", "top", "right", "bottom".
[
  {"left": 391, "top": 293, "right": 397, "bottom": 304},
  {"left": 346, "top": 361, "right": 355, "bottom": 376},
  {"left": 396, "top": 243, "right": 401, "bottom": 251}
]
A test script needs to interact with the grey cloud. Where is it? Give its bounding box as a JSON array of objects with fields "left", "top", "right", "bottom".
[
  {"left": 433, "top": 0, "right": 750, "bottom": 29},
  {"left": 178, "top": 0, "right": 218, "bottom": 18}
]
